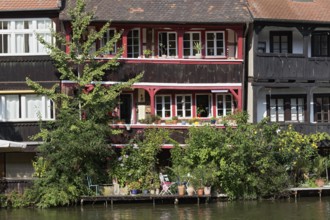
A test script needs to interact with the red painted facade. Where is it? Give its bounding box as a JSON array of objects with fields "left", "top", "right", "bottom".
[{"left": 62, "top": 22, "right": 246, "bottom": 135}]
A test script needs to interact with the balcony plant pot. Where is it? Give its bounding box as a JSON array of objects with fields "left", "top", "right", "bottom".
[
  {"left": 178, "top": 185, "right": 185, "bottom": 196},
  {"left": 204, "top": 186, "right": 211, "bottom": 195},
  {"left": 195, "top": 53, "right": 202, "bottom": 59}
]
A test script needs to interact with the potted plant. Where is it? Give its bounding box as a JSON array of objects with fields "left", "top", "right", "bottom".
[
  {"left": 191, "top": 166, "right": 205, "bottom": 196},
  {"left": 202, "top": 164, "right": 217, "bottom": 195},
  {"left": 197, "top": 106, "right": 206, "bottom": 117},
  {"left": 312, "top": 156, "right": 328, "bottom": 187},
  {"left": 143, "top": 49, "right": 153, "bottom": 58},
  {"left": 172, "top": 116, "right": 179, "bottom": 124},
  {"left": 167, "top": 165, "right": 189, "bottom": 196},
  {"left": 128, "top": 181, "right": 141, "bottom": 195},
  {"left": 193, "top": 42, "right": 203, "bottom": 58},
  {"left": 189, "top": 117, "right": 200, "bottom": 126},
  {"left": 210, "top": 117, "right": 217, "bottom": 125},
  {"left": 151, "top": 114, "right": 161, "bottom": 124}
]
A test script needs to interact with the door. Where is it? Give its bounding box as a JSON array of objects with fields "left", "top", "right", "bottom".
[
  {"left": 120, "top": 94, "right": 132, "bottom": 124},
  {"left": 196, "top": 94, "right": 211, "bottom": 117}
]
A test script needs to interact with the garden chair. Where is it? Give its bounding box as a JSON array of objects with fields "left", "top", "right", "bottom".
[
  {"left": 159, "top": 173, "right": 175, "bottom": 195},
  {"left": 87, "top": 176, "right": 99, "bottom": 195}
]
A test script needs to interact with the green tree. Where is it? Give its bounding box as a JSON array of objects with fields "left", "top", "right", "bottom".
[{"left": 24, "top": 0, "right": 141, "bottom": 208}]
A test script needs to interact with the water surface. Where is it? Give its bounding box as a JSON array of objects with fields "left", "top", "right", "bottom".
[{"left": 1, "top": 197, "right": 330, "bottom": 220}]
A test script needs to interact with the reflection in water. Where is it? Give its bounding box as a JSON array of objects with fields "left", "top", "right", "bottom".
[{"left": 1, "top": 198, "right": 330, "bottom": 220}]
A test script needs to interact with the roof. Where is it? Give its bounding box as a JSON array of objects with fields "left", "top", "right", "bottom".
[
  {"left": 60, "top": 0, "right": 252, "bottom": 24},
  {"left": 247, "top": 0, "right": 330, "bottom": 23},
  {"left": 0, "top": 0, "right": 61, "bottom": 12}
]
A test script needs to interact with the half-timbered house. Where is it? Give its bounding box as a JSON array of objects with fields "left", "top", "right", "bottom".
[{"left": 60, "top": 0, "right": 251, "bottom": 146}]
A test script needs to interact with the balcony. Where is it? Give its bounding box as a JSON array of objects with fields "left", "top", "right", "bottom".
[
  {"left": 254, "top": 53, "right": 330, "bottom": 82},
  {"left": 105, "top": 59, "right": 243, "bottom": 84},
  {"left": 109, "top": 120, "right": 229, "bottom": 146}
]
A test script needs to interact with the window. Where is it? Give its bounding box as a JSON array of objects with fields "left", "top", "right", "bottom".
[
  {"left": 183, "top": 32, "right": 201, "bottom": 57},
  {"left": 127, "top": 29, "right": 140, "bottom": 58},
  {"left": 0, "top": 19, "right": 53, "bottom": 55},
  {"left": 205, "top": 31, "right": 225, "bottom": 56},
  {"left": 101, "top": 29, "right": 116, "bottom": 55},
  {"left": 158, "top": 32, "right": 177, "bottom": 57},
  {"left": 176, "top": 95, "right": 192, "bottom": 118},
  {"left": 312, "top": 32, "right": 330, "bottom": 57},
  {"left": 196, "top": 94, "right": 212, "bottom": 117},
  {"left": 314, "top": 95, "right": 330, "bottom": 123},
  {"left": 0, "top": 94, "right": 54, "bottom": 121},
  {"left": 267, "top": 95, "right": 305, "bottom": 122},
  {"left": 156, "top": 95, "right": 171, "bottom": 118},
  {"left": 270, "top": 31, "right": 292, "bottom": 53},
  {"left": 217, "top": 94, "right": 234, "bottom": 117}
]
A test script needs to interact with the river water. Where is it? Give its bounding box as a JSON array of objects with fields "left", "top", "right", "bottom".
[{"left": 1, "top": 197, "right": 330, "bottom": 220}]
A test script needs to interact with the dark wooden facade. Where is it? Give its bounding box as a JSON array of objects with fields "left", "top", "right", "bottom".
[
  {"left": 254, "top": 54, "right": 330, "bottom": 82},
  {"left": 0, "top": 56, "right": 60, "bottom": 89},
  {"left": 248, "top": 21, "right": 330, "bottom": 134},
  {"left": 107, "top": 61, "right": 243, "bottom": 84},
  {"left": 0, "top": 122, "right": 40, "bottom": 142}
]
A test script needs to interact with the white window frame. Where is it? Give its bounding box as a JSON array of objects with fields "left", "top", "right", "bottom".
[
  {"left": 101, "top": 28, "right": 117, "bottom": 55},
  {"left": 216, "top": 94, "right": 234, "bottom": 117},
  {"left": 0, "top": 94, "right": 55, "bottom": 122},
  {"left": 175, "top": 94, "right": 192, "bottom": 118},
  {"left": 155, "top": 95, "right": 171, "bottom": 119},
  {"left": 127, "top": 28, "right": 140, "bottom": 58},
  {"left": 183, "top": 32, "right": 201, "bottom": 58},
  {"left": 0, "top": 18, "right": 54, "bottom": 56},
  {"left": 205, "top": 31, "right": 225, "bottom": 58},
  {"left": 195, "top": 94, "right": 212, "bottom": 118},
  {"left": 158, "top": 32, "right": 177, "bottom": 57}
]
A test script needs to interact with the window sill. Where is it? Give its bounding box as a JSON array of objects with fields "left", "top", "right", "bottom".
[{"left": 256, "top": 53, "right": 304, "bottom": 58}]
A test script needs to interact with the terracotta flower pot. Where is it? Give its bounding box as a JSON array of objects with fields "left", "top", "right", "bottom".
[
  {"left": 197, "top": 188, "right": 204, "bottom": 196},
  {"left": 315, "top": 178, "right": 325, "bottom": 187},
  {"left": 178, "top": 185, "right": 185, "bottom": 196}
]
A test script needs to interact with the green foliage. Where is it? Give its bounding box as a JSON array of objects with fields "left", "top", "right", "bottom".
[
  {"left": 25, "top": 108, "right": 116, "bottom": 208},
  {"left": 0, "top": 191, "right": 28, "bottom": 208},
  {"left": 23, "top": 0, "right": 142, "bottom": 208},
  {"left": 172, "top": 112, "right": 330, "bottom": 200},
  {"left": 128, "top": 181, "right": 141, "bottom": 190},
  {"left": 111, "top": 129, "right": 177, "bottom": 189}
]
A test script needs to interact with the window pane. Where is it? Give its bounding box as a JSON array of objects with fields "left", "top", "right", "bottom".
[
  {"left": 26, "top": 95, "right": 42, "bottom": 119},
  {"left": 5, "top": 95, "right": 19, "bottom": 120}
]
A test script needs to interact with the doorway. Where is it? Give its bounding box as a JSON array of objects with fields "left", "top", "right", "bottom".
[
  {"left": 120, "top": 94, "right": 132, "bottom": 124},
  {"left": 196, "top": 94, "right": 211, "bottom": 117}
]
